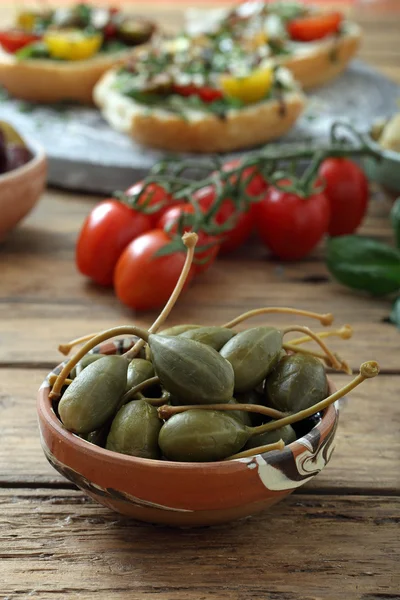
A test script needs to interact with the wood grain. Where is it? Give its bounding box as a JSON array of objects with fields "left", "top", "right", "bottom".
[
  {"left": 1, "top": 369, "right": 399, "bottom": 492},
  {"left": 0, "top": 191, "right": 397, "bottom": 370},
  {"left": 1, "top": 489, "right": 399, "bottom": 600}
]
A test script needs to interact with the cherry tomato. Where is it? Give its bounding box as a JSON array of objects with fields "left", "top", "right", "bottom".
[
  {"left": 158, "top": 204, "right": 220, "bottom": 274},
  {"left": 76, "top": 199, "right": 152, "bottom": 287},
  {"left": 222, "top": 158, "right": 268, "bottom": 197},
  {"left": 173, "top": 84, "right": 224, "bottom": 103},
  {"left": 0, "top": 30, "right": 41, "bottom": 53},
  {"left": 287, "top": 12, "right": 342, "bottom": 42},
  {"left": 125, "top": 181, "right": 178, "bottom": 226},
  {"left": 319, "top": 158, "right": 369, "bottom": 237},
  {"left": 194, "top": 185, "right": 255, "bottom": 254},
  {"left": 114, "top": 229, "right": 194, "bottom": 311},
  {"left": 255, "top": 181, "right": 330, "bottom": 260},
  {"left": 104, "top": 22, "right": 118, "bottom": 39}
]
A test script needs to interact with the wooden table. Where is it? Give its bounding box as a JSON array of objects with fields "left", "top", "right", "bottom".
[{"left": 1, "top": 3, "right": 400, "bottom": 599}]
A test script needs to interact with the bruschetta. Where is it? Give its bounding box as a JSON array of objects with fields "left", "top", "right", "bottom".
[
  {"left": 94, "top": 40, "right": 306, "bottom": 153},
  {"left": 0, "top": 4, "right": 155, "bottom": 104},
  {"left": 185, "top": 0, "right": 361, "bottom": 90}
]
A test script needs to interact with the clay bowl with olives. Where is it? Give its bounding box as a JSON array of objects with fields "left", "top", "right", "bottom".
[
  {"left": 37, "top": 234, "right": 379, "bottom": 527},
  {"left": 38, "top": 335, "right": 341, "bottom": 527},
  {"left": 0, "top": 121, "right": 46, "bottom": 239}
]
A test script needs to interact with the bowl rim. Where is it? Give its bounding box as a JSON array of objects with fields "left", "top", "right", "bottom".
[
  {"left": 0, "top": 135, "right": 46, "bottom": 184},
  {"left": 365, "top": 127, "right": 400, "bottom": 162},
  {"left": 37, "top": 357, "right": 338, "bottom": 473}
]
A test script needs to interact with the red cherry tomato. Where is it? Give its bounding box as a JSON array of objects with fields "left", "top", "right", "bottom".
[
  {"left": 287, "top": 12, "right": 342, "bottom": 42},
  {"left": 173, "top": 84, "right": 224, "bottom": 103},
  {"left": 76, "top": 199, "right": 152, "bottom": 286},
  {"left": 0, "top": 30, "right": 41, "bottom": 53},
  {"left": 222, "top": 159, "right": 267, "bottom": 198},
  {"left": 103, "top": 22, "right": 118, "bottom": 39},
  {"left": 255, "top": 181, "right": 330, "bottom": 260},
  {"left": 157, "top": 203, "right": 220, "bottom": 274},
  {"left": 319, "top": 158, "right": 369, "bottom": 236},
  {"left": 194, "top": 185, "right": 255, "bottom": 254},
  {"left": 114, "top": 229, "right": 194, "bottom": 311},
  {"left": 125, "top": 181, "right": 178, "bottom": 226}
]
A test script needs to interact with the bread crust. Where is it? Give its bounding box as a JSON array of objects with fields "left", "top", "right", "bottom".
[
  {"left": 280, "top": 28, "right": 362, "bottom": 89},
  {"left": 94, "top": 70, "right": 305, "bottom": 153},
  {"left": 0, "top": 48, "right": 133, "bottom": 104}
]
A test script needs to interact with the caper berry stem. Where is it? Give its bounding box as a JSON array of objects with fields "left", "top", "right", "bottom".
[
  {"left": 58, "top": 332, "right": 100, "bottom": 356},
  {"left": 283, "top": 326, "right": 341, "bottom": 370},
  {"left": 283, "top": 343, "right": 352, "bottom": 374},
  {"left": 48, "top": 374, "right": 73, "bottom": 387},
  {"left": 222, "top": 308, "right": 333, "bottom": 329},
  {"left": 143, "top": 391, "right": 171, "bottom": 407},
  {"left": 120, "top": 376, "right": 160, "bottom": 404},
  {"left": 289, "top": 325, "right": 353, "bottom": 346},
  {"left": 49, "top": 326, "right": 150, "bottom": 400},
  {"left": 225, "top": 440, "right": 285, "bottom": 460},
  {"left": 157, "top": 403, "right": 287, "bottom": 421},
  {"left": 123, "top": 232, "right": 198, "bottom": 360},
  {"left": 251, "top": 361, "right": 379, "bottom": 436}
]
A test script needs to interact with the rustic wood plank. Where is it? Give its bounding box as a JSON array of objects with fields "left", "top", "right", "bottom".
[
  {"left": 0, "top": 489, "right": 399, "bottom": 599},
  {"left": 0, "top": 192, "right": 397, "bottom": 370},
  {"left": 1, "top": 302, "right": 397, "bottom": 371},
  {"left": 1, "top": 369, "right": 399, "bottom": 492}
]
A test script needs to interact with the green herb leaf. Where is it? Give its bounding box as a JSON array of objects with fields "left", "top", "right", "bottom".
[
  {"left": 267, "top": 1, "right": 307, "bottom": 22},
  {"left": 390, "top": 197, "right": 400, "bottom": 249},
  {"left": 16, "top": 41, "right": 50, "bottom": 60},
  {"left": 326, "top": 235, "right": 400, "bottom": 296},
  {"left": 389, "top": 297, "right": 400, "bottom": 328}
]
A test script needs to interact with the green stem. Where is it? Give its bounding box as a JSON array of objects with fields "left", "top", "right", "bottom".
[
  {"left": 250, "top": 361, "right": 379, "bottom": 436},
  {"left": 49, "top": 326, "right": 150, "bottom": 400},
  {"left": 120, "top": 376, "right": 160, "bottom": 405},
  {"left": 158, "top": 403, "right": 287, "bottom": 421},
  {"left": 225, "top": 440, "right": 285, "bottom": 460}
]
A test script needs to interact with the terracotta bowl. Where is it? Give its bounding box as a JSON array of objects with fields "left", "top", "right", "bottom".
[
  {"left": 37, "top": 338, "right": 339, "bottom": 527},
  {"left": 0, "top": 138, "right": 47, "bottom": 240}
]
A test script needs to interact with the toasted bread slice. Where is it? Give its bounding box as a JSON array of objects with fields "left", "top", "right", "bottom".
[
  {"left": 94, "top": 69, "right": 306, "bottom": 153},
  {"left": 281, "top": 26, "right": 362, "bottom": 89},
  {"left": 0, "top": 48, "right": 132, "bottom": 104}
]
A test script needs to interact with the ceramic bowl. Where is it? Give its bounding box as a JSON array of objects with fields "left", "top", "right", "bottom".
[
  {"left": 0, "top": 138, "right": 47, "bottom": 240},
  {"left": 37, "top": 338, "right": 339, "bottom": 527},
  {"left": 362, "top": 131, "right": 400, "bottom": 196}
]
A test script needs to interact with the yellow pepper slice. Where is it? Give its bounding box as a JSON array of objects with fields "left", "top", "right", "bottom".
[
  {"left": 44, "top": 29, "right": 103, "bottom": 61},
  {"left": 220, "top": 67, "right": 273, "bottom": 105},
  {"left": 16, "top": 11, "right": 38, "bottom": 32}
]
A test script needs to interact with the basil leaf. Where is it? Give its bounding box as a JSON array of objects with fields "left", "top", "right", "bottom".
[
  {"left": 390, "top": 197, "right": 400, "bottom": 249},
  {"left": 326, "top": 235, "right": 400, "bottom": 296}
]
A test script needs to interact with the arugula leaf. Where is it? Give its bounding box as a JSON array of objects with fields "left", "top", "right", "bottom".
[
  {"left": 76, "top": 3, "right": 92, "bottom": 28},
  {"left": 16, "top": 42, "right": 50, "bottom": 60},
  {"left": 390, "top": 197, "right": 400, "bottom": 249},
  {"left": 389, "top": 297, "right": 400, "bottom": 328},
  {"left": 267, "top": 2, "right": 307, "bottom": 22},
  {"left": 326, "top": 235, "right": 400, "bottom": 296}
]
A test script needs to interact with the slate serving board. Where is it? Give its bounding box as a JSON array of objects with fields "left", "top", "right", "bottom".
[{"left": 1, "top": 59, "right": 399, "bottom": 195}]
